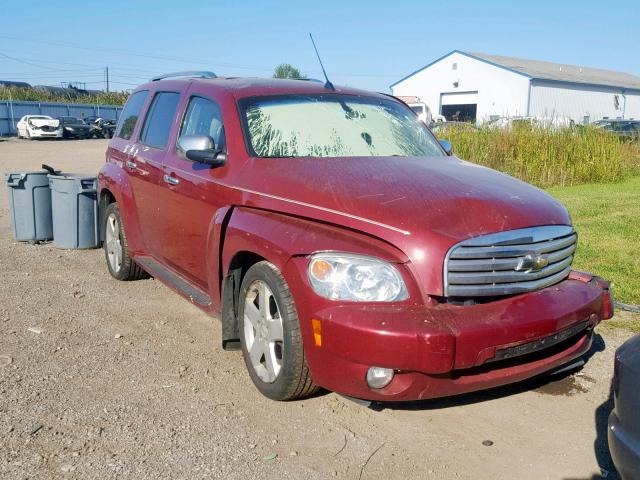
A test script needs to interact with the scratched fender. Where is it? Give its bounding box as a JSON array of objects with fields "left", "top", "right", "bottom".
[{"left": 221, "top": 206, "right": 411, "bottom": 279}]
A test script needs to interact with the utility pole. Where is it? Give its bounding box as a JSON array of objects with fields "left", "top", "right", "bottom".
[{"left": 105, "top": 67, "right": 109, "bottom": 93}]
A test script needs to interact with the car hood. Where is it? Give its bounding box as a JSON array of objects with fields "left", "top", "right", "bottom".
[
  {"left": 29, "top": 118, "right": 59, "bottom": 128},
  {"left": 233, "top": 155, "right": 571, "bottom": 295},
  {"left": 64, "top": 123, "right": 90, "bottom": 128}
]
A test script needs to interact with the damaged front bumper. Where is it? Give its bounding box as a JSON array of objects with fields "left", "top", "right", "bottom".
[{"left": 286, "top": 259, "right": 613, "bottom": 401}]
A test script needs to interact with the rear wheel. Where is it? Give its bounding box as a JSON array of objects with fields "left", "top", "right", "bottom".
[
  {"left": 238, "top": 261, "right": 318, "bottom": 400},
  {"left": 103, "top": 203, "right": 148, "bottom": 281}
]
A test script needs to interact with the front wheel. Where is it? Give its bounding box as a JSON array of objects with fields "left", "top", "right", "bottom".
[
  {"left": 103, "top": 203, "right": 148, "bottom": 281},
  {"left": 238, "top": 261, "right": 318, "bottom": 400}
]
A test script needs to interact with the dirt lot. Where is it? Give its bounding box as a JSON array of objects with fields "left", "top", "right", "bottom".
[{"left": 0, "top": 137, "right": 637, "bottom": 480}]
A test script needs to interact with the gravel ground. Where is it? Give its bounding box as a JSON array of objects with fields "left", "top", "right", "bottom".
[{"left": 0, "top": 137, "right": 638, "bottom": 480}]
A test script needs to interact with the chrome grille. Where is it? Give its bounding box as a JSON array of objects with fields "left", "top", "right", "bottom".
[{"left": 444, "top": 225, "right": 576, "bottom": 297}]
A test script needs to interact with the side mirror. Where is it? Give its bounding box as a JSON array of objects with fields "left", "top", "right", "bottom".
[
  {"left": 177, "top": 134, "right": 226, "bottom": 167},
  {"left": 439, "top": 139, "right": 453, "bottom": 156}
]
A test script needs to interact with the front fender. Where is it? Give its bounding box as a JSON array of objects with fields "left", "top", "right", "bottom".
[
  {"left": 221, "top": 207, "right": 410, "bottom": 276},
  {"left": 218, "top": 207, "right": 418, "bottom": 350}
]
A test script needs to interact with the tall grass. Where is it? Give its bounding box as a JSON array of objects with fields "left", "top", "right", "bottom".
[
  {"left": 0, "top": 86, "right": 128, "bottom": 106},
  {"left": 443, "top": 124, "right": 640, "bottom": 187}
]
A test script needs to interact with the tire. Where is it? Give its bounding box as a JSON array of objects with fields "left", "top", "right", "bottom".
[
  {"left": 238, "top": 261, "right": 318, "bottom": 401},
  {"left": 103, "top": 203, "right": 149, "bottom": 281},
  {"left": 25, "top": 129, "right": 31, "bottom": 140}
]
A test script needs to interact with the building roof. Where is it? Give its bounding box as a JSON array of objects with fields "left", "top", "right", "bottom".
[
  {"left": 395, "top": 95, "right": 422, "bottom": 104},
  {"left": 391, "top": 50, "right": 640, "bottom": 91},
  {"left": 466, "top": 51, "right": 640, "bottom": 90},
  {"left": 0, "top": 80, "right": 32, "bottom": 88}
]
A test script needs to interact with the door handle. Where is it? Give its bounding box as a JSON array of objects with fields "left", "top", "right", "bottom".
[
  {"left": 125, "top": 160, "right": 137, "bottom": 170},
  {"left": 163, "top": 174, "right": 179, "bottom": 186}
]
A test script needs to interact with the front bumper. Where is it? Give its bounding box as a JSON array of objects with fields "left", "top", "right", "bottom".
[
  {"left": 63, "top": 128, "right": 90, "bottom": 138},
  {"left": 285, "top": 257, "right": 613, "bottom": 401},
  {"left": 609, "top": 412, "right": 640, "bottom": 480},
  {"left": 29, "top": 127, "right": 63, "bottom": 138}
]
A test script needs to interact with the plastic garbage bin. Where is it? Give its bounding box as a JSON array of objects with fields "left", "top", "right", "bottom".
[
  {"left": 5, "top": 171, "right": 54, "bottom": 242},
  {"left": 48, "top": 174, "right": 99, "bottom": 249}
]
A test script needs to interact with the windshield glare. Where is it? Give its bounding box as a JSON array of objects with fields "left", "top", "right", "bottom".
[{"left": 240, "top": 94, "right": 444, "bottom": 158}]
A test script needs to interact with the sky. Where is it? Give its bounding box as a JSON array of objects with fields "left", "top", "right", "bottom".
[{"left": 1, "top": 0, "right": 638, "bottom": 93}]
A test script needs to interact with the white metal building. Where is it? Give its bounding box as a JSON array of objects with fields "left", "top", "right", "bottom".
[{"left": 390, "top": 50, "right": 640, "bottom": 124}]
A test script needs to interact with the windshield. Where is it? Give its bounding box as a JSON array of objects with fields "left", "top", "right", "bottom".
[
  {"left": 61, "top": 117, "right": 82, "bottom": 124},
  {"left": 410, "top": 105, "right": 424, "bottom": 115},
  {"left": 239, "top": 94, "right": 444, "bottom": 158}
]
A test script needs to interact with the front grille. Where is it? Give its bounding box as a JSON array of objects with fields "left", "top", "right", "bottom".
[{"left": 444, "top": 225, "right": 576, "bottom": 297}]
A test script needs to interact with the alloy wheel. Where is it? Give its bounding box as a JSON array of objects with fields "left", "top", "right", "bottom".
[
  {"left": 105, "top": 213, "right": 123, "bottom": 273},
  {"left": 243, "top": 280, "right": 284, "bottom": 383}
]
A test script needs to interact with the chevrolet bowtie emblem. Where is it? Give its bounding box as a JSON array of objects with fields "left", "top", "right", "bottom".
[{"left": 515, "top": 254, "right": 549, "bottom": 272}]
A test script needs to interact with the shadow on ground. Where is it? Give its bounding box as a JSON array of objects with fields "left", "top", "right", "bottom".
[{"left": 354, "top": 333, "right": 619, "bottom": 479}]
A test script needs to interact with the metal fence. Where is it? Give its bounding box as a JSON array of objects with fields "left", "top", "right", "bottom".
[{"left": 0, "top": 100, "right": 123, "bottom": 136}]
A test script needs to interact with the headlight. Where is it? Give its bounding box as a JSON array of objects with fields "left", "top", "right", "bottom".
[
  {"left": 66, "top": 127, "right": 74, "bottom": 131},
  {"left": 307, "top": 253, "right": 408, "bottom": 302}
]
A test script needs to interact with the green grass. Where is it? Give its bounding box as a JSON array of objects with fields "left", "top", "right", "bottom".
[
  {"left": 601, "top": 316, "right": 640, "bottom": 334},
  {"left": 547, "top": 177, "right": 640, "bottom": 306},
  {"left": 444, "top": 124, "right": 640, "bottom": 187}
]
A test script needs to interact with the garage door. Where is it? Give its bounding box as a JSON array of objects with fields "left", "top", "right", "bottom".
[{"left": 440, "top": 92, "right": 478, "bottom": 122}]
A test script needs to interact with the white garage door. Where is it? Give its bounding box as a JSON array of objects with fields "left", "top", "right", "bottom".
[{"left": 441, "top": 91, "right": 479, "bottom": 105}]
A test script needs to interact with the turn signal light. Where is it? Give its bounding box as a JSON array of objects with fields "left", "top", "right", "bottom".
[{"left": 311, "top": 319, "right": 322, "bottom": 347}]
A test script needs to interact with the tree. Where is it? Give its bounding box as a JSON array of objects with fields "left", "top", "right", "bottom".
[{"left": 273, "top": 64, "right": 306, "bottom": 79}]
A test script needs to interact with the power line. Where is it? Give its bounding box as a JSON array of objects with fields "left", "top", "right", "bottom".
[
  {"left": 0, "top": 34, "right": 405, "bottom": 78},
  {"left": 0, "top": 34, "right": 274, "bottom": 72},
  {"left": 0, "top": 54, "right": 165, "bottom": 75}
]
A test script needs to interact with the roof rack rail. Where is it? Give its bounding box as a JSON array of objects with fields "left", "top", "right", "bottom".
[
  {"left": 151, "top": 71, "right": 217, "bottom": 82},
  {"left": 272, "top": 77, "right": 323, "bottom": 83}
]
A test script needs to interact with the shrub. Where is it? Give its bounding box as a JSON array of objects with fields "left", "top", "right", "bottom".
[
  {"left": 442, "top": 124, "right": 640, "bottom": 187},
  {"left": 0, "top": 86, "right": 128, "bottom": 106}
]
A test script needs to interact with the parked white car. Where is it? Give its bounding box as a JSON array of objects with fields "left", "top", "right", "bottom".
[{"left": 16, "top": 115, "right": 63, "bottom": 139}]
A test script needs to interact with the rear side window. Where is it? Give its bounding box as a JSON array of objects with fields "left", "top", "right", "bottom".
[
  {"left": 180, "top": 96, "right": 225, "bottom": 151},
  {"left": 140, "top": 92, "right": 181, "bottom": 149},
  {"left": 116, "top": 90, "right": 148, "bottom": 140}
]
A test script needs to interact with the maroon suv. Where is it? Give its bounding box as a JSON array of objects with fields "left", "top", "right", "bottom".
[{"left": 98, "top": 72, "right": 613, "bottom": 401}]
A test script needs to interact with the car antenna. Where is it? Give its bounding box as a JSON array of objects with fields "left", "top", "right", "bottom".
[{"left": 309, "top": 33, "right": 335, "bottom": 91}]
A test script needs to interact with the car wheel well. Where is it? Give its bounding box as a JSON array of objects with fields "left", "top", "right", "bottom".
[
  {"left": 228, "top": 251, "right": 266, "bottom": 276},
  {"left": 100, "top": 189, "right": 116, "bottom": 206},
  {"left": 99, "top": 189, "right": 116, "bottom": 243},
  {"left": 221, "top": 251, "right": 267, "bottom": 351}
]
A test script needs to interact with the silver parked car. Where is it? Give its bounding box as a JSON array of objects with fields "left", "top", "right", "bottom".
[{"left": 609, "top": 334, "right": 640, "bottom": 480}]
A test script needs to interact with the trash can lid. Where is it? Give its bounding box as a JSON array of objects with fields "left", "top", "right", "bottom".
[
  {"left": 48, "top": 173, "right": 97, "bottom": 180},
  {"left": 5, "top": 170, "right": 51, "bottom": 177}
]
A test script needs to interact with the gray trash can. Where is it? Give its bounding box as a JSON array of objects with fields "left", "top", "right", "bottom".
[
  {"left": 48, "top": 174, "right": 99, "bottom": 249},
  {"left": 5, "top": 171, "right": 53, "bottom": 242}
]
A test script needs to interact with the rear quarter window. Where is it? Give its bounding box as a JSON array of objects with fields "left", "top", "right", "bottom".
[
  {"left": 140, "top": 92, "right": 181, "bottom": 149},
  {"left": 115, "top": 90, "right": 149, "bottom": 140}
]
